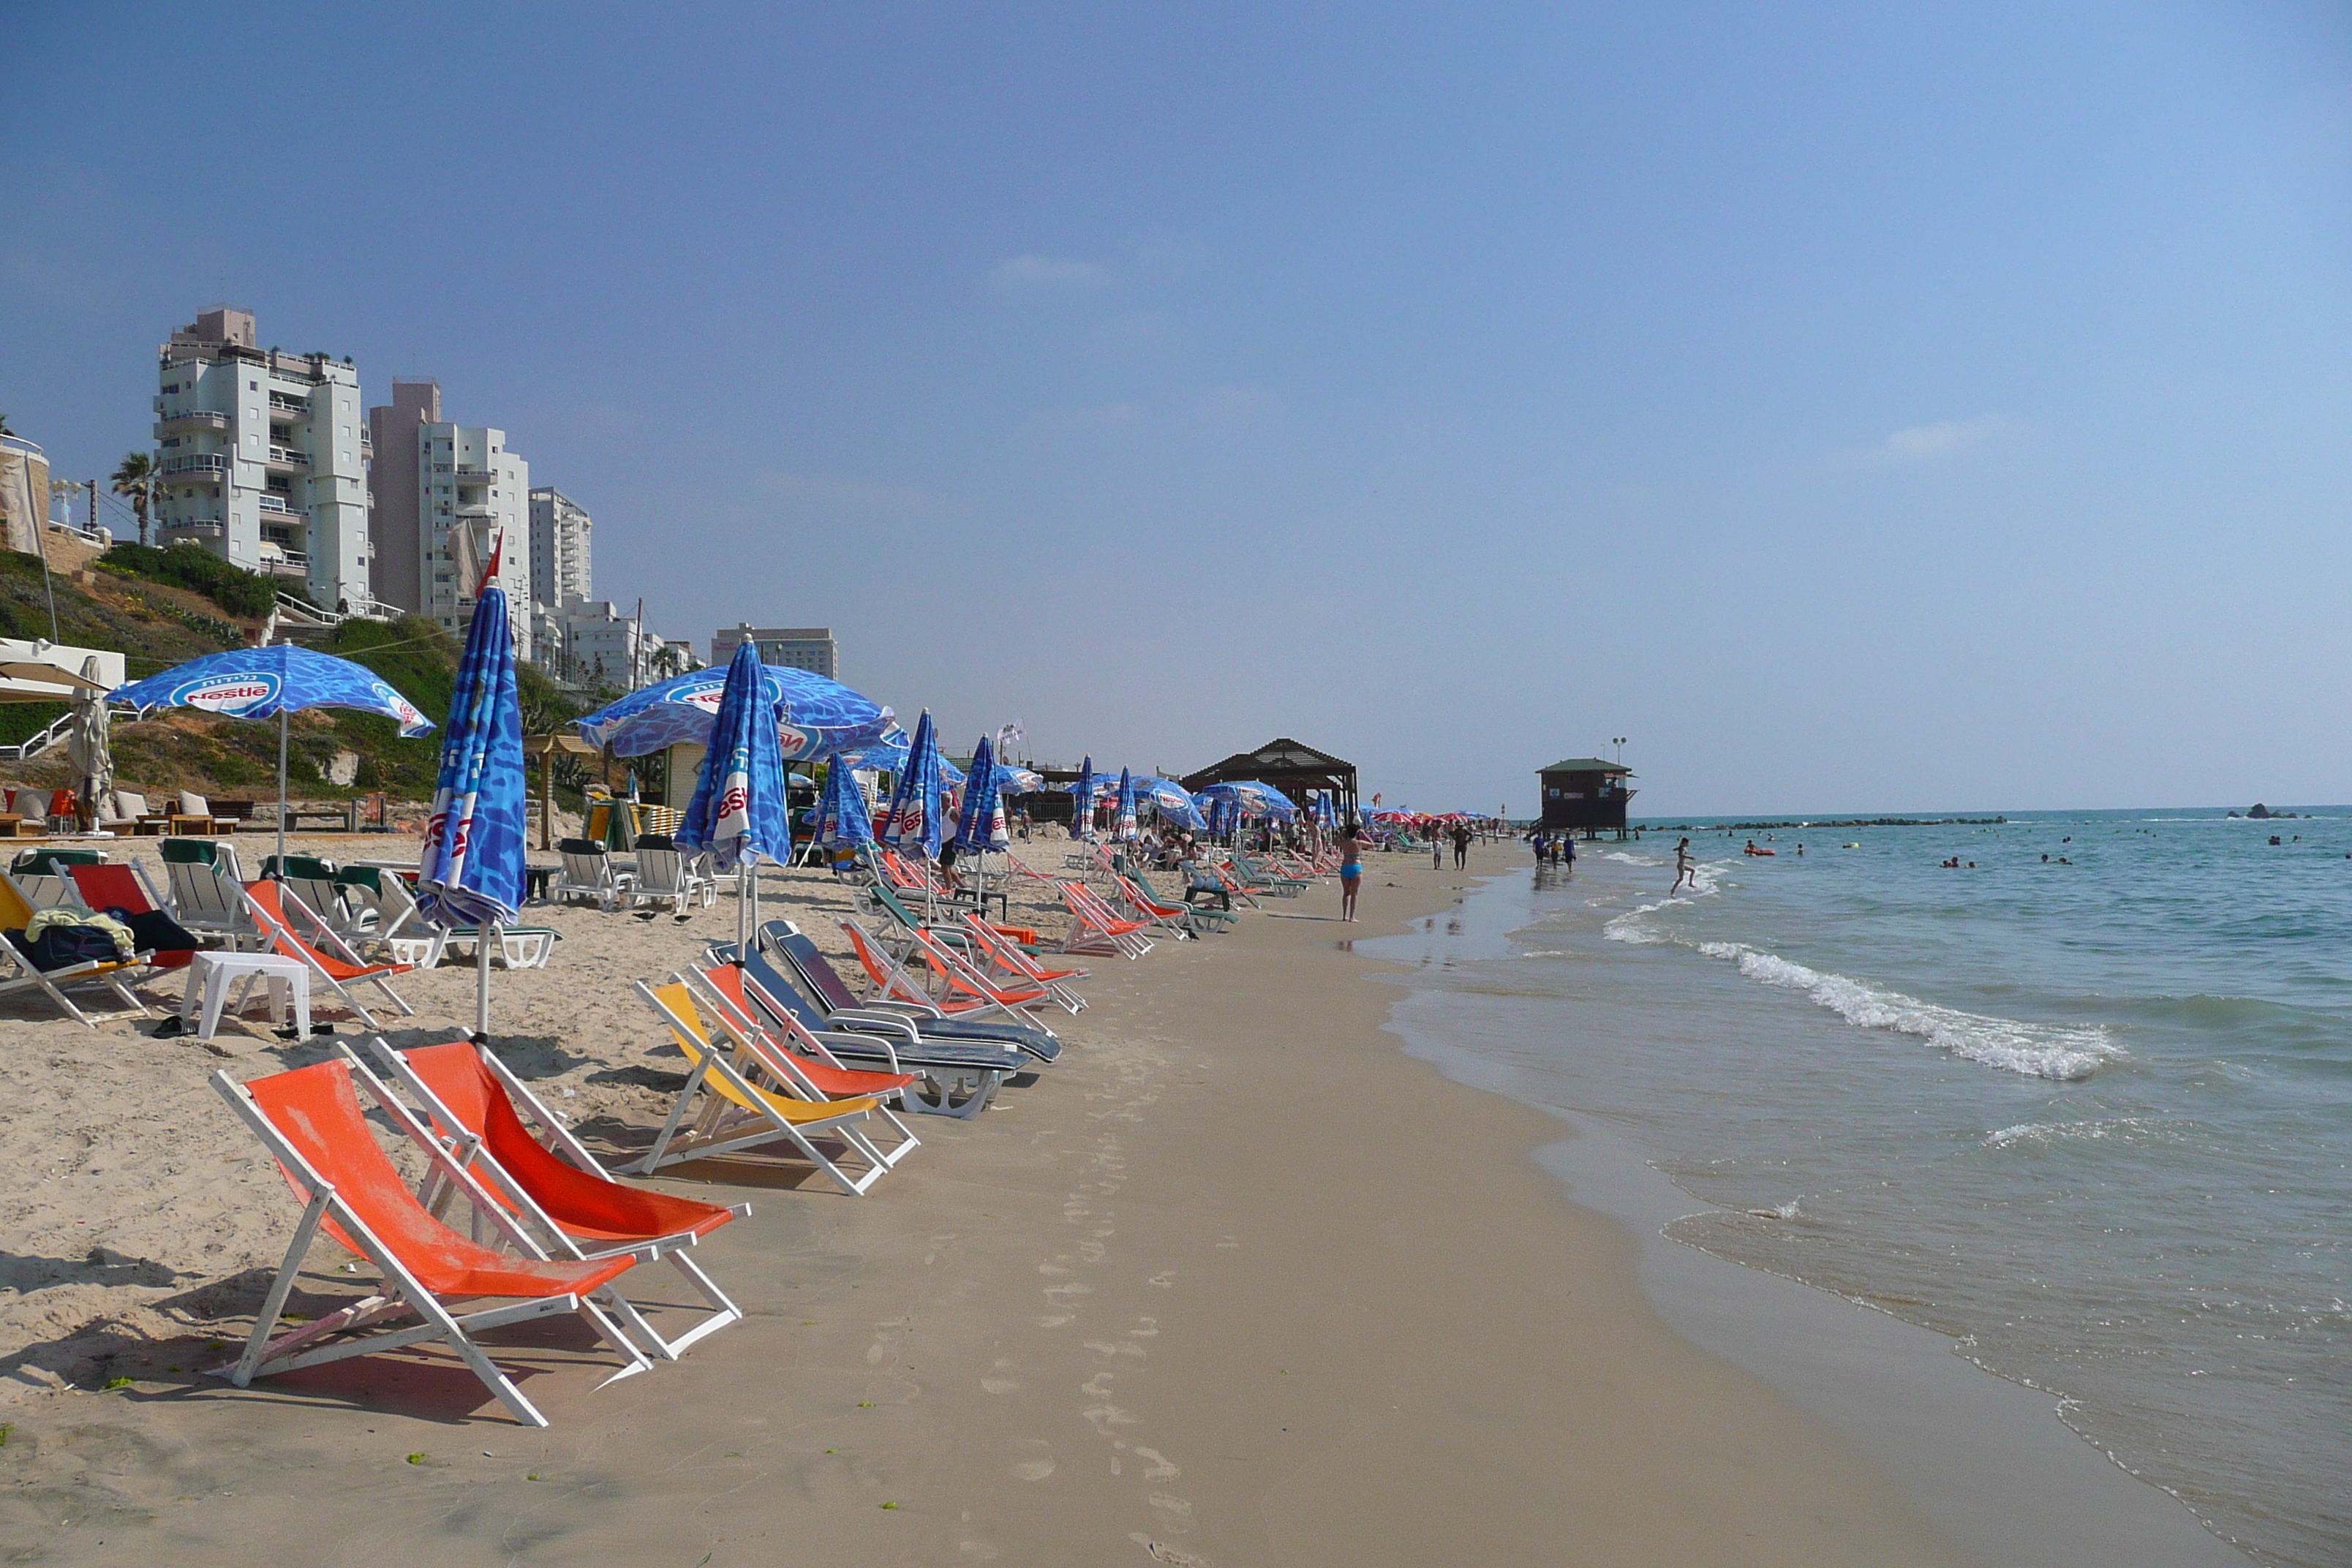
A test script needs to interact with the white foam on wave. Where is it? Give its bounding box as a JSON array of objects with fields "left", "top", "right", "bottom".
[
  {"left": 1696, "top": 942, "right": 2120, "bottom": 1080},
  {"left": 1983, "top": 1117, "right": 2160, "bottom": 1148},
  {"left": 1602, "top": 856, "right": 1728, "bottom": 944}
]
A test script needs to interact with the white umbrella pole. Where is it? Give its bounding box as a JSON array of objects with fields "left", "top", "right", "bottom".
[
  {"left": 276, "top": 707, "right": 288, "bottom": 868},
  {"left": 474, "top": 921, "right": 495, "bottom": 1042}
]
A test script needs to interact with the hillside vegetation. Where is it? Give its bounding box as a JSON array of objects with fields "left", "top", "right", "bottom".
[{"left": 0, "top": 550, "right": 599, "bottom": 804}]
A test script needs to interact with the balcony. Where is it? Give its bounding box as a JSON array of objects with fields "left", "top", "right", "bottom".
[
  {"left": 265, "top": 445, "right": 311, "bottom": 472},
  {"left": 455, "top": 502, "right": 499, "bottom": 519},
  {"left": 159, "top": 521, "right": 226, "bottom": 545},
  {"left": 258, "top": 493, "right": 306, "bottom": 518},
  {"left": 159, "top": 409, "right": 230, "bottom": 431},
  {"left": 257, "top": 546, "right": 311, "bottom": 579},
  {"left": 161, "top": 453, "right": 227, "bottom": 476},
  {"left": 452, "top": 467, "right": 494, "bottom": 486},
  {"left": 267, "top": 391, "right": 310, "bottom": 415}
]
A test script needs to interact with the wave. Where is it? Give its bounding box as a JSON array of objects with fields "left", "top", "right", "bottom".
[
  {"left": 1982, "top": 1117, "right": 2169, "bottom": 1148},
  {"left": 1695, "top": 942, "right": 2121, "bottom": 1080},
  {"left": 1601, "top": 856, "right": 1728, "bottom": 944}
]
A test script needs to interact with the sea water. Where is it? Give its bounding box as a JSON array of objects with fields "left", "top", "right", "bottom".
[{"left": 1360, "top": 811, "right": 2350, "bottom": 1567}]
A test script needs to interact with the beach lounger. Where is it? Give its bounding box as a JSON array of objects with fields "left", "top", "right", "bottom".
[
  {"left": 353, "top": 1038, "right": 747, "bottom": 1362},
  {"left": 1112, "top": 873, "right": 1212, "bottom": 941},
  {"left": 0, "top": 874, "right": 154, "bottom": 1025},
  {"left": 684, "top": 963, "right": 921, "bottom": 1156},
  {"left": 64, "top": 862, "right": 200, "bottom": 971},
  {"left": 960, "top": 913, "right": 1088, "bottom": 1013},
  {"left": 1139, "top": 865, "right": 1240, "bottom": 929},
  {"left": 161, "top": 838, "right": 260, "bottom": 945},
  {"left": 763, "top": 919, "right": 1060, "bottom": 1062},
  {"left": 551, "top": 838, "right": 636, "bottom": 911},
  {"left": 262, "top": 855, "right": 359, "bottom": 942},
  {"left": 1057, "top": 881, "right": 1156, "bottom": 959},
  {"left": 241, "top": 878, "right": 415, "bottom": 1025},
  {"left": 708, "top": 942, "right": 1012, "bottom": 1118},
  {"left": 9, "top": 848, "right": 103, "bottom": 912},
  {"left": 630, "top": 978, "right": 890, "bottom": 1193},
  {"left": 631, "top": 834, "right": 711, "bottom": 915},
  {"left": 331, "top": 867, "right": 448, "bottom": 968},
  {"left": 843, "top": 920, "right": 1065, "bottom": 1036},
  {"left": 209, "top": 1058, "right": 651, "bottom": 1426}
]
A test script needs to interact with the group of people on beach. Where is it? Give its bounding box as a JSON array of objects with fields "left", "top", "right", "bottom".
[{"left": 1526, "top": 829, "right": 1578, "bottom": 870}]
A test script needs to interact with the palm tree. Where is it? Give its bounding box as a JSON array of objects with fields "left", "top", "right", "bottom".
[
  {"left": 0, "top": 412, "right": 12, "bottom": 436},
  {"left": 110, "top": 451, "right": 154, "bottom": 547}
]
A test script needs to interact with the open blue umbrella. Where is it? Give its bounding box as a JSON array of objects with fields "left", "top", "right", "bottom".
[
  {"left": 1199, "top": 780, "right": 1299, "bottom": 820},
  {"left": 878, "top": 709, "right": 943, "bottom": 860},
  {"left": 113, "top": 642, "right": 434, "bottom": 865},
  {"left": 1068, "top": 755, "right": 1096, "bottom": 841},
  {"left": 574, "top": 661, "right": 892, "bottom": 761},
  {"left": 1114, "top": 767, "right": 1139, "bottom": 842},
  {"left": 954, "top": 735, "right": 1009, "bottom": 857},
  {"left": 415, "top": 581, "right": 525, "bottom": 1040},
  {"left": 811, "top": 757, "right": 875, "bottom": 856},
  {"left": 1133, "top": 776, "right": 1205, "bottom": 831},
  {"left": 678, "top": 639, "right": 793, "bottom": 950}
]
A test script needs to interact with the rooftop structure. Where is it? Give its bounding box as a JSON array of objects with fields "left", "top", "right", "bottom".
[
  {"left": 710, "top": 624, "right": 836, "bottom": 678},
  {"left": 367, "top": 381, "right": 533, "bottom": 657},
  {"left": 1536, "top": 758, "right": 1637, "bottom": 836},
  {"left": 1182, "top": 737, "right": 1360, "bottom": 821}
]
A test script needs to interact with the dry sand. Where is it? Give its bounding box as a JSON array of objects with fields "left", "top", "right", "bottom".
[{"left": 0, "top": 836, "right": 1978, "bottom": 1564}]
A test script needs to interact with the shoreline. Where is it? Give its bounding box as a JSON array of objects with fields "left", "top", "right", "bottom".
[
  {"left": 1, "top": 839, "right": 2039, "bottom": 1563},
  {"left": 1375, "top": 857, "right": 2248, "bottom": 1567}
]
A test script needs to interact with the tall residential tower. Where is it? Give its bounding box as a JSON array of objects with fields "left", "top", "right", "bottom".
[
  {"left": 368, "top": 380, "right": 533, "bottom": 658},
  {"left": 151, "top": 306, "right": 372, "bottom": 609}
]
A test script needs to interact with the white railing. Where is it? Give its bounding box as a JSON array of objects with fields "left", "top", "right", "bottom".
[
  {"left": 162, "top": 453, "right": 226, "bottom": 475},
  {"left": 257, "top": 494, "right": 304, "bottom": 516},
  {"left": 0, "top": 712, "right": 78, "bottom": 764},
  {"left": 267, "top": 444, "right": 311, "bottom": 466}
]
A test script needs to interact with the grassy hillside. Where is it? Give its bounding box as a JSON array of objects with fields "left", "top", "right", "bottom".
[{"left": 0, "top": 554, "right": 598, "bottom": 804}]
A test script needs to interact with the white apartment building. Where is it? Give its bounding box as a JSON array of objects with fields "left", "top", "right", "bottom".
[
  {"left": 366, "top": 380, "right": 533, "bottom": 660},
  {"left": 528, "top": 487, "right": 592, "bottom": 608},
  {"left": 151, "top": 306, "right": 372, "bottom": 609},
  {"left": 710, "top": 624, "right": 837, "bottom": 679},
  {"left": 554, "top": 599, "right": 695, "bottom": 691}
]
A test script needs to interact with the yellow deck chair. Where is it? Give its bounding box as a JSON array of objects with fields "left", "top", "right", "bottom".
[
  {"left": 0, "top": 874, "right": 153, "bottom": 1026},
  {"left": 630, "top": 978, "right": 889, "bottom": 1195}
]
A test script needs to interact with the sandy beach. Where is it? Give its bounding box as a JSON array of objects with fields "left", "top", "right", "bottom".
[{"left": 0, "top": 836, "right": 2141, "bottom": 1564}]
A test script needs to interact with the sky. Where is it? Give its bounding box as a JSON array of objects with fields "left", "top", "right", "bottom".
[{"left": 4, "top": 2, "right": 2351, "bottom": 816}]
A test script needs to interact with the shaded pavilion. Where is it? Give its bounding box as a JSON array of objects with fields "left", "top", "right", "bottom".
[{"left": 1181, "top": 738, "right": 1359, "bottom": 824}]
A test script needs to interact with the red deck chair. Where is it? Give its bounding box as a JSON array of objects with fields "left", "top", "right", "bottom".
[
  {"left": 210, "top": 1058, "right": 650, "bottom": 1427},
  {"left": 960, "top": 913, "right": 1088, "bottom": 1014},
  {"left": 356, "top": 1039, "right": 748, "bottom": 1361},
  {"left": 68, "top": 862, "right": 199, "bottom": 969},
  {"left": 241, "top": 878, "right": 413, "bottom": 1025},
  {"left": 687, "top": 963, "right": 922, "bottom": 1161}
]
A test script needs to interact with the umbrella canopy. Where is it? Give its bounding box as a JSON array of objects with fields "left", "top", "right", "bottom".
[
  {"left": 66, "top": 655, "right": 110, "bottom": 830},
  {"left": 832, "top": 725, "right": 964, "bottom": 784},
  {"left": 1131, "top": 776, "right": 1205, "bottom": 830},
  {"left": 954, "top": 736, "right": 1009, "bottom": 856},
  {"left": 113, "top": 643, "right": 433, "bottom": 864},
  {"left": 811, "top": 758, "right": 875, "bottom": 851},
  {"left": 1113, "top": 767, "right": 1139, "bottom": 842},
  {"left": 573, "top": 662, "right": 891, "bottom": 761},
  {"left": 1070, "top": 755, "right": 1096, "bottom": 840},
  {"left": 877, "top": 709, "right": 944, "bottom": 859},
  {"left": 993, "top": 763, "right": 1044, "bottom": 794},
  {"left": 113, "top": 644, "right": 433, "bottom": 736},
  {"left": 1198, "top": 779, "right": 1298, "bottom": 819},
  {"left": 678, "top": 640, "right": 794, "bottom": 872},
  {"left": 415, "top": 584, "right": 527, "bottom": 932}
]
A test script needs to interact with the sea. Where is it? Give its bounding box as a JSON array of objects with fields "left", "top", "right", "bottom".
[{"left": 1360, "top": 810, "right": 2350, "bottom": 1567}]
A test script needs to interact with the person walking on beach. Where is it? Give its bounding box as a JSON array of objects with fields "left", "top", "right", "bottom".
[
  {"left": 1432, "top": 829, "right": 1443, "bottom": 870},
  {"left": 1338, "top": 818, "right": 1368, "bottom": 921},
  {"left": 1672, "top": 837, "right": 1696, "bottom": 893},
  {"left": 1452, "top": 823, "right": 1471, "bottom": 870}
]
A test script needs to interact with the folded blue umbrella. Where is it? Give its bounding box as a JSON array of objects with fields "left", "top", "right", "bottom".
[
  {"left": 954, "top": 735, "right": 1009, "bottom": 856},
  {"left": 679, "top": 641, "right": 794, "bottom": 950},
  {"left": 812, "top": 756, "right": 875, "bottom": 852},
  {"left": 1070, "top": 755, "right": 1095, "bottom": 841},
  {"left": 416, "top": 584, "right": 525, "bottom": 932},
  {"left": 1114, "top": 767, "right": 1139, "bottom": 842},
  {"left": 878, "top": 709, "right": 943, "bottom": 859}
]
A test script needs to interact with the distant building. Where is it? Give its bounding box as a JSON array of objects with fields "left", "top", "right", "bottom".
[
  {"left": 710, "top": 624, "right": 836, "bottom": 678},
  {"left": 1181, "top": 737, "right": 1360, "bottom": 822},
  {"left": 151, "top": 306, "right": 372, "bottom": 610},
  {"left": 367, "top": 379, "right": 533, "bottom": 658},
  {"left": 1536, "top": 758, "right": 1637, "bottom": 836},
  {"left": 555, "top": 599, "right": 695, "bottom": 691},
  {"left": 528, "top": 486, "right": 592, "bottom": 610}
]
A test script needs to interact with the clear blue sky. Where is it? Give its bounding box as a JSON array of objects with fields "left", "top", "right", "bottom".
[{"left": 5, "top": 3, "right": 2349, "bottom": 815}]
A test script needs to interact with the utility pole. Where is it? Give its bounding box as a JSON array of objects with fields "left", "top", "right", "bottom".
[
  {"left": 85, "top": 478, "right": 97, "bottom": 540},
  {"left": 632, "top": 596, "right": 644, "bottom": 691}
]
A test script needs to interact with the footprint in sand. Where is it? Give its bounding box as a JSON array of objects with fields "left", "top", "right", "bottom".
[
  {"left": 1128, "top": 1532, "right": 1210, "bottom": 1565},
  {"left": 1147, "top": 1270, "right": 1177, "bottom": 1289},
  {"left": 1010, "top": 1458, "right": 1055, "bottom": 1481}
]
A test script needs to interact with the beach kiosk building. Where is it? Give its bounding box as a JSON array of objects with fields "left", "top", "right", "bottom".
[
  {"left": 1183, "top": 738, "right": 1360, "bottom": 823},
  {"left": 1537, "top": 758, "right": 1637, "bottom": 837}
]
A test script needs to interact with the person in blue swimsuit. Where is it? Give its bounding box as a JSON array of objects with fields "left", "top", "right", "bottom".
[{"left": 1338, "top": 818, "right": 1368, "bottom": 922}]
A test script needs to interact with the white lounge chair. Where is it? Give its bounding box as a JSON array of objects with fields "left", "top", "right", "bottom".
[
  {"left": 160, "top": 839, "right": 258, "bottom": 947},
  {"left": 631, "top": 834, "right": 710, "bottom": 915},
  {"left": 551, "top": 838, "right": 636, "bottom": 911}
]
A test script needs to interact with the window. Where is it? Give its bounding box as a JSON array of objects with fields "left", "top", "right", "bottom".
[{"left": 249, "top": 380, "right": 258, "bottom": 391}]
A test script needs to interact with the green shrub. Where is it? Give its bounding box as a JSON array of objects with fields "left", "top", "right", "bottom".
[{"left": 97, "top": 543, "right": 281, "bottom": 619}]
